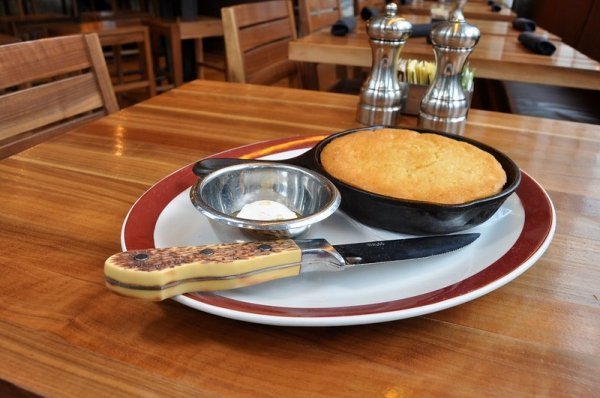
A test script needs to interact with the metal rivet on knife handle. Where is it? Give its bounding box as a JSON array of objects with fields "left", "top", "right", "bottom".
[
  {"left": 258, "top": 244, "right": 272, "bottom": 252},
  {"left": 199, "top": 248, "right": 214, "bottom": 256},
  {"left": 133, "top": 253, "right": 149, "bottom": 262}
]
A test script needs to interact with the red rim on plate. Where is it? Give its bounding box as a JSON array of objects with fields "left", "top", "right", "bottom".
[{"left": 122, "top": 135, "right": 554, "bottom": 319}]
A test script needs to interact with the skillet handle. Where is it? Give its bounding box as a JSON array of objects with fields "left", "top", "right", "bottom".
[
  {"left": 192, "top": 158, "right": 271, "bottom": 177},
  {"left": 193, "top": 147, "right": 318, "bottom": 177}
]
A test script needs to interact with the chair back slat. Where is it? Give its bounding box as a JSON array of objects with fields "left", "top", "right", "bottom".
[
  {"left": 245, "top": 40, "right": 296, "bottom": 84},
  {"left": 309, "top": 12, "right": 340, "bottom": 31},
  {"left": 0, "top": 33, "right": 119, "bottom": 158},
  {"left": 239, "top": 18, "right": 294, "bottom": 52},
  {"left": 233, "top": 1, "right": 292, "bottom": 28},
  {"left": 318, "top": 0, "right": 341, "bottom": 9},
  {"left": 0, "top": 74, "right": 104, "bottom": 139},
  {"left": 0, "top": 36, "right": 92, "bottom": 89},
  {"left": 222, "top": 1, "right": 301, "bottom": 86},
  {"left": 299, "top": 0, "right": 342, "bottom": 35}
]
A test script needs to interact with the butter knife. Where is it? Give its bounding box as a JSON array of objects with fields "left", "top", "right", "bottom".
[{"left": 105, "top": 233, "right": 479, "bottom": 300}]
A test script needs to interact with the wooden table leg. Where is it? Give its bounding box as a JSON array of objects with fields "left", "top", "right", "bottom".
[
  {"left": 195, "top": 38, "right": 205, "bottom": 79},
  {"left": 168, "top": 24, "right": 183, "bottom": 87}
]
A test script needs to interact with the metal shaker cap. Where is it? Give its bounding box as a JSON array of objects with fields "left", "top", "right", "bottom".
[
  {"left": 366, "top": 2, "right": 412, "bottom": 42},
  {"left": 430, "top": 19, "right": 481, "bottom": 50}
]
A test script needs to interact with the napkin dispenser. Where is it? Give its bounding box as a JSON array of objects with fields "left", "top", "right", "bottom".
[{"left": 356, "top": 2, "right": 412, "bottom": 126}]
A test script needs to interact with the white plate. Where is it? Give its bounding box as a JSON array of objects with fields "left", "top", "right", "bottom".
[{"left": 121, "top": 135, "right": 555, "bottom": 326}]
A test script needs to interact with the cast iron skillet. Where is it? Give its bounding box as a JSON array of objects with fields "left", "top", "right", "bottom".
[{"left": 192, "top": 126, "right": 521, "bottom": 235}]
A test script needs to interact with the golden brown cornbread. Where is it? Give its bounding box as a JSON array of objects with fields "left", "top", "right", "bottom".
[{"left": 320, "top": 128, "right": 507, "bottom": 204}]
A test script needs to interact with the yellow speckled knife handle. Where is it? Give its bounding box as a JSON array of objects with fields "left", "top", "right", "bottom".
[{"left": 104, "top": 240, "right": 302, "bottom": 301}]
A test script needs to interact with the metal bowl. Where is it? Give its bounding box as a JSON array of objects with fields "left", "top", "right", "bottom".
[{"left": 190, "top": 162, "right": 341, "bottom": 239}]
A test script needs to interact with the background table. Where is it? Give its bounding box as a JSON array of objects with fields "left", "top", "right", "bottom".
[
  {"left": 397, "top": 1, "right": 516, "bottom": 21},
  {"left": 289, "top": 28, "right": 600, "bottom": 90},
  {"left": 399, "top": 14, "right": 560, "bottom": 40},
  {"left": 143, "top": 16, "right": 223, "bottom": 88},
  {"left": 1, "top": 80, "right": 599, "bottom": 397}
]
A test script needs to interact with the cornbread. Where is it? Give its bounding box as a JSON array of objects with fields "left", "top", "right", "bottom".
[{"left": 320, "top": 128, "right": 507, "bottom": 204}]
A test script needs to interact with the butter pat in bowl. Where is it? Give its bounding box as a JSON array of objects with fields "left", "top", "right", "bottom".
[{"left": 190, "top": 162, "right": 341, "bottom": 239}]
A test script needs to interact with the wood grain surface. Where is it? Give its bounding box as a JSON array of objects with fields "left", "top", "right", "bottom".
[
  {"left": 0, "top": 80, "right": 599, "bottom": 397},
  {"left": 396, "top": 1, "right": 516, "bottom": 22},
  {"left": 388, "top": 15, "right": 560, "bottom": 41},
  {"left": 289, "top": 25, "right": 600, "bottom": 90}
]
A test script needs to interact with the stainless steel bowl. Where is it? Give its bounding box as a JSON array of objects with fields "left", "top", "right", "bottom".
[{"left": 190, "top": 162, "right": 341, "bottom": 239}]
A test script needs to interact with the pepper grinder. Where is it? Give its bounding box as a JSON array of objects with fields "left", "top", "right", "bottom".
[
  {"left": 356, "top": 2, "right": 412, "bottom": 126},
  {"left": 417, "top": 1, "right": 480, "bottom": 134},
  {"left": 451, "top": 0, "right": 468, "bottom": 20}
]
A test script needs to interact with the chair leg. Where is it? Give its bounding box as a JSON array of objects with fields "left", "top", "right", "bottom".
[
  {"left": 299, "top": 63, "right": 319, "bottom": 90},
  {"left": 169, "top": 28, "right": 183, "bottom": 86},
  {"left": 114, "top": 45, "right": 124, "bottom": 85},
  {"left": 141, "top": 29, "right": 157, "bottom": 97},
  {"left": 195, "top": 38, "right": 205, "bottom": 79}
]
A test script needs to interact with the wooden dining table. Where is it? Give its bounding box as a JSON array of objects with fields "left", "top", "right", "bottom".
[
  {"left": 397, "top": 0, "right": 516, "bottom": 22},
  {"left": 143, "top": 16, "right": 224, "bottom": 86},
  {"left": 289, "top": 23, "right": 600, "bottom": 90},
  {"left": 1, "top": 80, "right": 599, "bottom": 396},
  {"left": 400, "top": 14, "right": 560, "bottom": 40}
]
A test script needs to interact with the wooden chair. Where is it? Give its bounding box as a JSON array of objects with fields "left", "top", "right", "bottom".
[
  {"left": 298, "top": 0, "right": 364, "bottom": 93},
  {"left": 0, "top": 33, "right": 119, "bottom": 158},
  {"left": 47, "top": 22, "right": 157, "bottom": 108},
  {"left": 0, "top": 13, "right": 73, "bottom": 41},
  {"left": 298, "top": 0, "right": 343, "bottom": 37},
  {"left": 221, "top": 0, "right": 301, "bottom": 86}
]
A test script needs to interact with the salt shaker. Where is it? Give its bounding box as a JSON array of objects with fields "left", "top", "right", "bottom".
[
  {"left": 356, "top": 2, "right": 412, "bottom": 126},
  {"left": 417, "top": 1, "right": 480, "bottom": 134}
]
